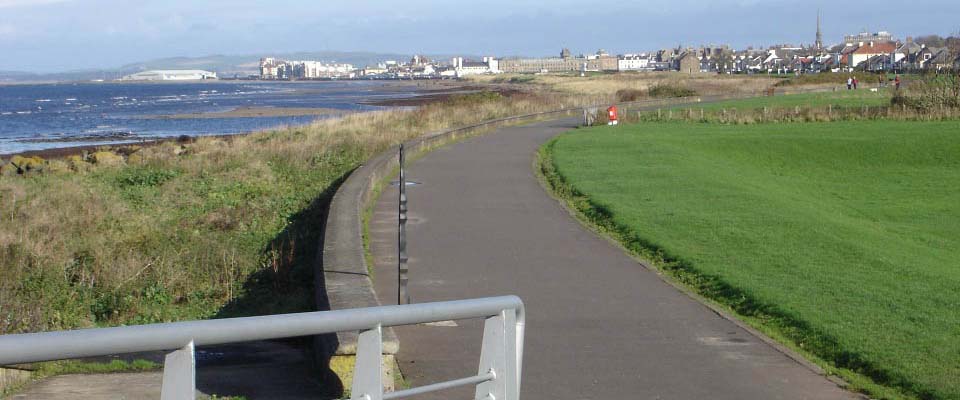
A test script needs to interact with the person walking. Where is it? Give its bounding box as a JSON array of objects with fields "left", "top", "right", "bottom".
[
  {"left": 895, "top": 74, "right": 901, "bottom": 90},
  {"left": 853, "top": 76, "right": 859, "bottom": 90},
  {"left": 847, "top": 77, "right": 853, "bottom": 90}
]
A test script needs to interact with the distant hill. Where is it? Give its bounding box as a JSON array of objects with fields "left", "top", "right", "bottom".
[
  {"left": 2, "top": 51, "right": 477, "bottom": 83},
  {"left": 0, "top": 69, "right": 122, "bottom": 83},
  {"left": 0, "top": 70, "right": 39, "bottom": 82}
]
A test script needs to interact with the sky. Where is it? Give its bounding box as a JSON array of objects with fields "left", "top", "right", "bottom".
[{"left": 1, "top": 0, "right": 959, "bottom": 72}]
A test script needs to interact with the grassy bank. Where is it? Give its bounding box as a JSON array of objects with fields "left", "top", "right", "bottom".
[
  {"left": 542, "top": 120, "right": 960, "bottom": 399},
  {"left": 468, "top": 71, "right": 777, "bottom": 99},
  {"left": 0, "top": 91, "right": 577, "bottom": 335}
]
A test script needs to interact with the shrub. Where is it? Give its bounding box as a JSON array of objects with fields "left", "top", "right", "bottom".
[
  {"left": 66, "top": 155, "right": 89, "bottom": 172},
  {"left": 490, "top": 75, "right": 535, "bottom": 84},
  {"left": 90, "top": 151, "right": 124, "bottom": 167},
  {"left": 0, "top": 158, "right": 13, "bottom": 176},
  {"left": 616, "top": 88, "right": 646, "bottom": 102},
  {"left": 7, "top": 156, "right": 45, "bottom": 174},
  {"left": 115, "top": 166, "right": 180, "bottom": 188},
  {"left": 648, "top": 83, "right": 697, "bottom": 98},
  {"left": 892, "top": 74, "right": 960, "bottom": 111},
  {"left": 508, "top": 75, "right": 535, "bottom": 84}
]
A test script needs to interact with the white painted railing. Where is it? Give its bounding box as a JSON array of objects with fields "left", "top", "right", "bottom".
[{"left": 0, "top": 296, "right": 525, "bottom": 400}]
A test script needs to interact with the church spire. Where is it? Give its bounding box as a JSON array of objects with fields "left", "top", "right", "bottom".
[{"left": 815, "top": 10, "right": 824, "bottom": 51}]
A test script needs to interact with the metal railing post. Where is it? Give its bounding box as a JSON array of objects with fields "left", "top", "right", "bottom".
[
  {"left": 161, "top": 340, "right": 195, "bottom": 400},
  {"left": 352, "top": 325, "right": 384, "bottom": 400},
  {"left": 475, "top": 311, "right": 508, "bottom": 400}
]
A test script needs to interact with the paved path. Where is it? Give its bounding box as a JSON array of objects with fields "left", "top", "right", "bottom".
[{"left": 370, "top": 118, "right": 860, "bottom": 400}]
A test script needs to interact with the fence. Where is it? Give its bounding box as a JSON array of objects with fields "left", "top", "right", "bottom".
[{"left": 0, "top": 296, "right": 525, "bottom": 400}]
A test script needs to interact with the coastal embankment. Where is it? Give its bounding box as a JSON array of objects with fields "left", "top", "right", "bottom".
[{"left": 2, "top": 72, "right": 786, "bottom": 397}]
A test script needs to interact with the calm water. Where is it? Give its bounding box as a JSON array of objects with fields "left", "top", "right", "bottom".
[{"left": 0, "top": 81, "right": 417, "bottom": 154}]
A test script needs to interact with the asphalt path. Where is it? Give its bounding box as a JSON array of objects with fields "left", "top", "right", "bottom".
[{"left": 369, "top": 117, "right": 860, "bottom": 400}]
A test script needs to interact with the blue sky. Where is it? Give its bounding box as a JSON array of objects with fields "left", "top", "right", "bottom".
[{"left": 1, "top": 0, "right": 958, "bottom": 72}]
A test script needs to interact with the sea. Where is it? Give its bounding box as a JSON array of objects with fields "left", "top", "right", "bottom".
[{"left": 0, "top": 81, "right": 420, "bottom": 155}]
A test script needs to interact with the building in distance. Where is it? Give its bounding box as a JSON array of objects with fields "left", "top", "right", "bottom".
[
  {"left": 617, "top": 54, "right": 653, "bottom": 71},
  {"left": 844, "top": 31, "right": 896, "bottom": 46},
  {"left": 121, "top": 70, "right": 217, "bottom": 81},
  {"left": 499, "top": 48, "right": 618, "bottom": 74},
  {"left": 259, "top": 58, "right": 356, "bottom": 80},
  {"left": 446, "top": 57, "right": 500, "bottom": 77}
]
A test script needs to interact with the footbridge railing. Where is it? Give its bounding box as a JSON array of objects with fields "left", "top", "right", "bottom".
[{"left": 0, "top": 296, "right": 525, "bottom": 400}]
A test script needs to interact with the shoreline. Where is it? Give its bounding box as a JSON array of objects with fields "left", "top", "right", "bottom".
[
  {"left": 1, "top": 134, "right": 225, "bottom": 160},
  {"left": 140, "top": 106, "right": 351, "bottom": 119},
  {"left": 0, "top": 80, "right": 509, "bottom": 160}
]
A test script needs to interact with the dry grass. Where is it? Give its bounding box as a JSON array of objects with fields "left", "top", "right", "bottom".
[
  {"left": 0, "top": 90, "right": 590, "bottom": 334},
  {"left": 469, "top": 72, "right": 777, "bottom": 99}
]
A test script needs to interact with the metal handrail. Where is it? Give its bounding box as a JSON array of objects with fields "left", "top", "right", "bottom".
[{"left": 0, "top": 296, "right": 525, "bottom": 400}]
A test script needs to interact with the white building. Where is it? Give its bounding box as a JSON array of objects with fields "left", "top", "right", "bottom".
[
  {"left": 618, "top": 54, "right": 652, "bottom": 71},
  {"left": 450, "top": 56, "right": 500, "bottom": 77},
  {"left": 295, "top": 61, "right": 356, "bottom": 78},
  {"left": 121, "top": 70, "right": 218, "bottom": 81},
  {"left": 259, "top": 58, "right": 356, "bottom": 79},
  {"left": 362, "top": 63, "right": 389, "bottom": 76}
]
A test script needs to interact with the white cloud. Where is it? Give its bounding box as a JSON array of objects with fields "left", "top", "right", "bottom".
[{"left": 0, "top": 0, "right": 72, "bottom": 8}]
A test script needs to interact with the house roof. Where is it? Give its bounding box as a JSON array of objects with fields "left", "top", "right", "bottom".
[
  {"left": 840, "top": 46, "right": 859, "bottom": 55},
  {"left": 851, "top": 42, "right": 897, "bottom": 55},
  {"left": 927, "top": 49, "right": 955, "bottom": 64},
  {"left": 897, "top": 41, "right": 922, "bottom": 54}
]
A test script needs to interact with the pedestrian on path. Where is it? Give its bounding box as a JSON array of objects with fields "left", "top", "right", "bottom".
[
  {"left": 853, "top": 76, "right": 859, "bottom": 90},
  {"left": 895, "top": 74, "right": 901, "bottom": 90},
  {"left": 847, "top": 77, "right": 853, "bottom": 90}
]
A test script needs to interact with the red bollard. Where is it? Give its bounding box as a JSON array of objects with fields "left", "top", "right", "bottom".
[{"left": 607, "top": 105, "right": 618, "bottom": 126}]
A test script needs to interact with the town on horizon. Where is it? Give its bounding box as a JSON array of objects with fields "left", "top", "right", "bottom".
[{"left": 125, "top": 22, "right": 960, "bottom": 82}]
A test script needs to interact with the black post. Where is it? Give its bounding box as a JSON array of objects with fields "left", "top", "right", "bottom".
[{"left": 398, "top": 144, "right": 410, "bottom": 305}]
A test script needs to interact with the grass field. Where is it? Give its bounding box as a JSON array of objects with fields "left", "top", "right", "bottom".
[{"left": 545, "top": 120, "right": 960, "bottom": 399}]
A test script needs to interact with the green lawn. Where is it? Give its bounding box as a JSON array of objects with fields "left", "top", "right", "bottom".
[{"left": 546, "top": 120, "right": 960, "bottom": 399}]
